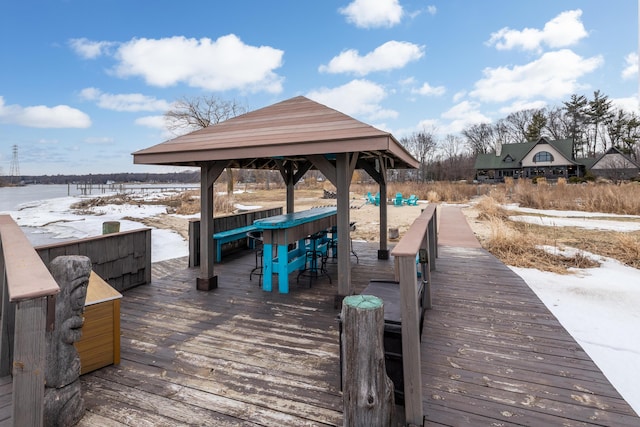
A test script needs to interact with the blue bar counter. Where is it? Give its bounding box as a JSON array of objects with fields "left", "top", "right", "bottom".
[{"left": 254, "top": 207, "right": 337, "bottom": 293}]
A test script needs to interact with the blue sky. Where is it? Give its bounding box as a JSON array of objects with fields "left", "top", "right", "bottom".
[{"left": 0, "top": 0, "right": 637, "bottom": 175}]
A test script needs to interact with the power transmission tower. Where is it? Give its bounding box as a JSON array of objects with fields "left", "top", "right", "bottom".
[{"left": 9, "top": 144, "right": 20, "bottom": 184}]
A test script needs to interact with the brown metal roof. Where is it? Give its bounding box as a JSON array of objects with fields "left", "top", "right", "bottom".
[{"left": 132, "top": 96, "right": 418, "bottom": 169}]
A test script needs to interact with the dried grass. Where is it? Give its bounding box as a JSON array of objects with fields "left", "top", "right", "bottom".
[{"left": 477, "top": 196, "right": 600, "bottom": 273}]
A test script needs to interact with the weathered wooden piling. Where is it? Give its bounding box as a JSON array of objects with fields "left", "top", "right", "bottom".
[{"left": 341, "top": 294, "right": 395, "bottom": 426}]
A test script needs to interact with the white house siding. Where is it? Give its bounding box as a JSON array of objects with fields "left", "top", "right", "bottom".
[{"left": 521, "top": 144, "right": 570, "bottom": 167}]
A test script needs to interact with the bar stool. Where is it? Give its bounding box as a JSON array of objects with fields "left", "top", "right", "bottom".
[
  {"left": 247, "top": 230, "right": 264, "bottom": 285},
  {"left": 326, "top": 222, "right": 359, "bottom": 264},
  {"left": 297, "top": 230, "right": 331, "bottom": 286}
]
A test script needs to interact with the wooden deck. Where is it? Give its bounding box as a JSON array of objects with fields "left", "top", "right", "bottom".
[
  {"left": 1, "top": 206, "right": 638, "bottom": 426},
  {"left": 76, "top": 244, "right": 392, "bottom": 427}
]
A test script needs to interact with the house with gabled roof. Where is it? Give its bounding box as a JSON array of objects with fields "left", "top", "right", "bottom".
[
  {"left": 474, "top": 137, "right": 582, "bottom": 182},
  {"left": 583, "top": 146, "right": 640, "bottom": 180}
]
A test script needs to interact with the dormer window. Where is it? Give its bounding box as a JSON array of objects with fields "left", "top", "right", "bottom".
[
  {"left": 503, "top": 154, "right": 514, "bottom": 163},
  {"left": 533, "top": 151, "right": 554, "bottom": 163}
]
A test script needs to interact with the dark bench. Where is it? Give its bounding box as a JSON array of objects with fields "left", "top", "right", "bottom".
[{"left": 212, "top": 225, "right": 258, "bottom": 263}]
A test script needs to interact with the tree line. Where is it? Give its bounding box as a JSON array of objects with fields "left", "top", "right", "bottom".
[
  {"left": 0, "top": 171, "right": 200, "bottom": 186},
  {"left": 400, "top": 90, "right": 640, "bottom": 182}
]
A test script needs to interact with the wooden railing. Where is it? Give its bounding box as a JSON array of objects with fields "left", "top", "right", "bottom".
[
  {"left": 0, "top": 215, "right": 60, "bottom": 426},
  {"left": 390, "top": 204, "right": 438, "bottom": 426},
  {"left": 36, "top": 227, "right": 152, "bottom": 292}
]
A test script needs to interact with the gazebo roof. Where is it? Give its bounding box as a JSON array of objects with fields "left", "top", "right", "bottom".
[{"left": 133, "top": 96, "right": 418, "bottom": 170}]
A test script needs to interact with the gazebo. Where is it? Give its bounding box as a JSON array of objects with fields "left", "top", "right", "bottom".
[{"left": 132, "top": 96, "right": 418, "bottom": 299}]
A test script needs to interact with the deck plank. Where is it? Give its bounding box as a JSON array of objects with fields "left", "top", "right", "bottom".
[{"left": 422, "top": 223, "right": 639, "bottom": 426}]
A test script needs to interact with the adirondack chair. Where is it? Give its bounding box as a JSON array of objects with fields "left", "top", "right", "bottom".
[
  {"left": 393, "top": 192, "right": 404, "bottom": 207},
  {"left": 405, "top": 194, "right": 418, "bottom": 206},
  {"left": 366, "top": 191, "right": 377, "bottom": 205},
  {"left": 366, "top": 192, "right": 381, "bottom": 206}
]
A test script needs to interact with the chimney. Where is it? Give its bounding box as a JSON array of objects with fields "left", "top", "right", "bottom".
[{"left": 495, "top": 142, "right": 502, "bottom": 157}]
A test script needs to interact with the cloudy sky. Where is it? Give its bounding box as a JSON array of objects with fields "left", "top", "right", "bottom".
[{"left": 0, "top": 0, "right": 637, "bottom": 175}]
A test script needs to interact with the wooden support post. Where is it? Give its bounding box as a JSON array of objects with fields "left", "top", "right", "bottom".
[
  {"left": 378, "top": 162, "right": 389, "bottom": 260},
  {"left": 336, "top": 153, "right": 353, "bottom": 297},
  {"left": 341, "top": 295, "right": 395, "bottom": 426},
  {"left": 198, "top": 161, "right": 227, "bottom": 290},
  {"left": 13, "top": 297, "right": 48, "bottom": 427}
]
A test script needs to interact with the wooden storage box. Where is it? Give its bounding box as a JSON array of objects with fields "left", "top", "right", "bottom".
[{"left": 75, "top": 271, "right": 122, "bottom": 375}]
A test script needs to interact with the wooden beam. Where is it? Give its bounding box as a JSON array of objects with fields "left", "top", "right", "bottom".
[
  {"left": 293, "top": 161, "right": 312, "bottom": 183},
  {"left": 198, "top": 161, "right": 227, "bottom": 290},
  {"left": 308, "top": 155, "right": 337, "bottom": 186},
  {"left": 359, "top": 160, "right": 383, "bottom": 183}
]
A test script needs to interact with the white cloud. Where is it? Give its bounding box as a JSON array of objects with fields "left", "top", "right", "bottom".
[
  {"left": 306, "top": 79, "right": 397, "bottom": 121},
  {"left": 112, "top": 35, "right": 284, "bottom": 93},
  {"left": 452, "top": 91, "right": 466, "bottom": 103},
  {"left": 399, "top": 77, "right": 416, "bottom": 86},
  {"left": 622, "top": 52, "right": 638, "bottom": 80},
  {"left": 440, "top": 100, "right": 492, "bottom": 133},
  {"left": 79, "top": 87, "right": 172, "bottom": 112},
  {"left": 498, "top": 100, "right": 548, "bottom": 115},
  {"left": 69, "top": 38, "right": 116, "bottom": 59},
  {"left": 339, "top": 0, "right": 403, "bottom": 28},
  {"left": 611, "top": 96, "right": 640, "bottom": 113},
  {"left": 319, "top": 41, "right": 424, "bottom": 76},
  {"left": 0, "top": 96, "right": 91, "bottom": 128},
  {"left": 470, "top": 49, "right": 603, "bottom": 103},
  {"left": 135, "top": 115, "right": 167, "bottom": 130},
  {"left": 412, "top": 82, "right": 446, "bottom": 96},
  {"left": 487, "top": 9, "right": 587, "bottom": 52},
  {"left": 84, "top": 136, "right": 114, "bottom": 145},
  {"left": 426, "top": 5, "right": 437, "bottom": 15}
]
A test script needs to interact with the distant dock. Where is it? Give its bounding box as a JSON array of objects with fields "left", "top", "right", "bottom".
[{"left": 75, "top": 182, "right": 198, "bottom": 196}]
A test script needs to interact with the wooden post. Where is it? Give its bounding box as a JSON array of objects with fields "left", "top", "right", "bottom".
[
  {"left": 336, "top": 153, "right": 353, "bottom": 297},
  {"left": 341, "top": 295, "right": 395, "bottom": 426},
  {"left": 13, "top": 297, "right": 48, "bottom": 427}
]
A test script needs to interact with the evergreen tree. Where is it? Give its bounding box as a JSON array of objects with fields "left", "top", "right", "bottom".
[
  {"left": 525, "top": 110, "right": 547, "bottom": 141},
  {"left": 563, "top": 94, "right": 588, "bottom": 158},
  {"left": 586, "top": 90, "right": 613, "bottom": 156}
]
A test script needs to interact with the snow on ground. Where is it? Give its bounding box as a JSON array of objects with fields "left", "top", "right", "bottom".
[
  {"left": 511, "top": 253, "right": 640, "bottom": 414},
  {"left": 503, "top": 204, "right": 640, "bottom": 232},
  {"left": 5, "top": 194, "right": 188, "bottom": 262},
  {"left": 501, "top": 206, "right": 640, "bottom": 415}
]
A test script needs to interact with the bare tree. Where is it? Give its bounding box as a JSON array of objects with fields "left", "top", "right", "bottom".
[
  {"left": 165, "top": 96, "right": 247, "bottom": 133},
  {"left": 462, "top": 123, "right": 493, "bottom": 155},
  {"left": 503, "top": 109, "right": 536, "bottom": 143},
  {"left": 402, "top": 128, "right": 438, "bottom": 181},
  {"left": 441, "top": 134, "right": 467, "bottom": 180},
  {"left": 544, "top": 106, "right": 572, "bottom": 141},
  {"left": 164, "top": 96, "right": 248, "bottom": 194}
]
